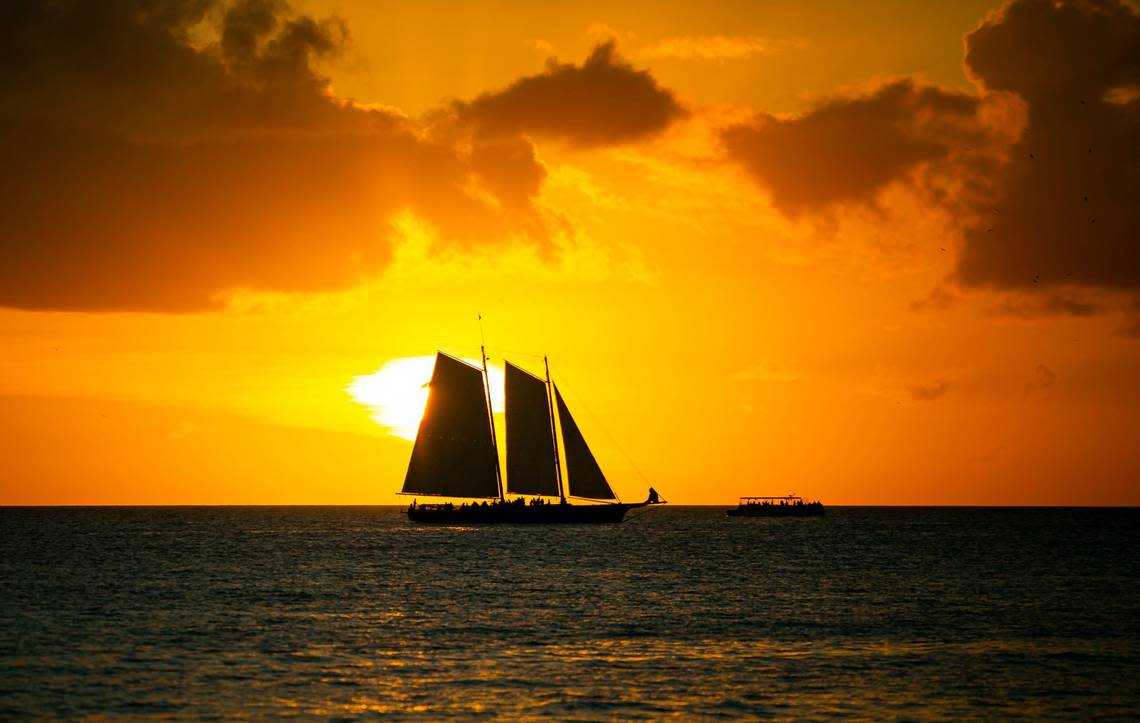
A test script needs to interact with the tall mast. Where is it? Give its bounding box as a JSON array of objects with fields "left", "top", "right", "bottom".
[
  {"left": 544, "top": 355, "right": 566, "bottom": 503},
  {"left": 479, "top": 315, "right": 505, "bottom": 502}
]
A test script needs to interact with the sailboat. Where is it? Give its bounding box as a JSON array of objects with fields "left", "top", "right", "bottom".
[{"left": 401, "top": 348, "right": 664, "bottom": 523}]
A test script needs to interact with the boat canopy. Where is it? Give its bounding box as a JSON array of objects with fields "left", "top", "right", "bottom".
[{"left": 739, "top": 495, "right": 805, "bottom": 503}]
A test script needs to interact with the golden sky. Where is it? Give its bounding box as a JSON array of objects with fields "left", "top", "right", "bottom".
[{"left": 2, "top": 0, "right": 1138, "bottom": 505}]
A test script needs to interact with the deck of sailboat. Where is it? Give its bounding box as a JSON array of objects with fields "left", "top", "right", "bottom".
[{"left": 407, "top": 500, "right": 635, "bottom": 524}]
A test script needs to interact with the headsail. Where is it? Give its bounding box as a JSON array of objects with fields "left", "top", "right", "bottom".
[
  {"left": 554, "top": 385, "right": 617, "bottom": 500},
  {"left": 402, "top": 352, "right": 499, "bottom": 498},
  {"left": 505, "top": 362, "right": 560, "bottom": 497}
]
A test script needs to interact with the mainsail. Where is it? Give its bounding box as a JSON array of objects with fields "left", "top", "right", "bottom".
[
  {"left": 504, "top": 362, "right": 560, "bottom": 497},
  {"left": 554, "top": 385, "right": 617, "bottom": 500},
  {"left": 402, "top": 352, "right": 499, "bottom": 498}
]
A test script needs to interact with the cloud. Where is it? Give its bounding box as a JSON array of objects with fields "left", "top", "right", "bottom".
[
  {"left": 908, "top": 380, "right": 950, "bottom": 402},
  {"left": 990, "top": 292, "right": 1104, "bottom": 319},
  {"left": 1116, "top": 299, "right": 1140, "bottom": 338},
  {"left": 720, "top": 0, "right": 1140, "bottom": 313},
  {"left": 954, "top": 0, "right": 1140, "bottom": 293},
  {"left": 456, "top": 41, "right": 687, "bottom": 147},
  {"left": 1024, "top": 364, "right": 1056, "bottom": 396},
  {"left": 909, "top": 284, "right": 960, "bottom": 313},
  {"left": 0, "top": 0, "right": 529, "bottom": 310},
  {"left": 469, "top": 134, "right": 547, "bottom": 209},
  {"left": 1119, "top": 316, "right": 1140, "bottom": 339},
  {"left": 720, "top": 79, "right": 997, "bottom": 217},
  {"left": 640, "top": 35, "right": 798, "bottom": 61},
  {"left": 0, "top": 4, "right": 681, "bottom": 312}
]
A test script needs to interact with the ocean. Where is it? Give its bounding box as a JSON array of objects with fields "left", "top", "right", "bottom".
[{"left": 2, "top": 506, "right": 1137, "bottom": 718}]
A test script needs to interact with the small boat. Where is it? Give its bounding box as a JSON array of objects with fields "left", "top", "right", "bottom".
[
  {"left": 727, "top": 495, "right": 824, "bottom": 517},
  {"left": 401, "top": 344, "right": 664, "bottom": 524}
]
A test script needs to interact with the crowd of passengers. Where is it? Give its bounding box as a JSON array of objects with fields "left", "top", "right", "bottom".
[
  {"left": 745, "top": 499, "right": 822, "bottom": 507},
  {"left": 410, "top": 497, "right": 565, "bottom": 510},
  {"left": 457, "top": 497, "right": 564, "bottom": 508}
]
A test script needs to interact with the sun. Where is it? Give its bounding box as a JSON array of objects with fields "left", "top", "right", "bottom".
[{"left": 348, "top": 355, "right": 504, "bottom": 441}]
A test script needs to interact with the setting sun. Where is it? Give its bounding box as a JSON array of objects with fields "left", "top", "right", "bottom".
[{"left": 348, "top": 356, "right": 505, "bottom": 441}]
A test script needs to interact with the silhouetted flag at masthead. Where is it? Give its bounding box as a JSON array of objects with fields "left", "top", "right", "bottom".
[
  {"left": 554, "top": 385, "right": 617, "bottom": 500},
  {"left": 505, "top": 362, "right": 559, "bottom": 497},
  {"left": 402, "top": 353, "right": 499, "bottom": 498}
]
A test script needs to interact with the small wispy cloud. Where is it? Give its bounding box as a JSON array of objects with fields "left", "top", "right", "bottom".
[
  {"left": 910, "top": 284, "right": 960, "bottom": 313},
  {"left": 528, "top": 38, "right": 557, "bottom": 56},
  {"left": 640, "top": 35, "right": 802, "bottom": 61},
  {"left": 1119, "top": 316, "right": 1140, "bottom": 339},
  {"left": 908, "top": 380, "right": 950, "bottom": 402},
  {"left": 991, "top": 293, "right": 1103, "bottom": 319},
  {"left": 1024, "top": 364, "right": 1056, "bottom": 397}
]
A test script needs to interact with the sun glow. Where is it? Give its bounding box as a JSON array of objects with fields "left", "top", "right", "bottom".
[{"left": 348, "top": 355, "right": 504, "bottom": 441}]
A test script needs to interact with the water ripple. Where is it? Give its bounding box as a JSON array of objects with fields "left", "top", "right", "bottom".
[{"left": 1, "top": 506, "right": 1137, "bottom": 718}]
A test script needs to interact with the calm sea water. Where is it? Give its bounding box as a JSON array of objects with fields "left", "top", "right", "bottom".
[{"left": 1, "top": 506, "right": 1137, "bottom": 719}]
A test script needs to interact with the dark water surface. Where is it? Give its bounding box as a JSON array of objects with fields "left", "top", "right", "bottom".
[{"left": 2, "top": 506, "right": 1137, "bottom": 718}]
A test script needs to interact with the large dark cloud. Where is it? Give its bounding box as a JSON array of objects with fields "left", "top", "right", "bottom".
[
  {"left": 955, "top": 0, "right": 1140, "bottom": 292},
  {"left": 0, "top": 2, "right": 681, "bottom": 311},
  {"left": 721, "top": 0, "right": 1140, "bottom": 304},
  {"left": 0, "top": 0, "right": 510, "bottom": 310},
  {"left": 721, "top": 79, "right": 988, "bottom": 217},
  {"left": 457, "top": 41, "right": 687, "bottom": 147}
]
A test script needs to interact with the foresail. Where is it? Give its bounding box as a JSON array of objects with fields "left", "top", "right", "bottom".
[
  {"left": 554, "top": 385, "right": 617, "bottom": 500},
  {"left": 402, "top": 352, "right": 499, "bottom": 498},
  {"left": 505, "top": 362, "right": 559, "bottom": 497}
]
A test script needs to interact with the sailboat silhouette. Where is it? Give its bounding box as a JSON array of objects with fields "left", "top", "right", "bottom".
[{"left": 402, "top": 351, "right": 664, "bottom": 523}]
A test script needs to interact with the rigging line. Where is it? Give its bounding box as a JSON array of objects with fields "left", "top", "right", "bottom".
[{"left": 553, "top": 374, "right": 654, "bottom": 489}]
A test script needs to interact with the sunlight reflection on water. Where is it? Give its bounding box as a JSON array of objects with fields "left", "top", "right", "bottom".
[{"left": 1, "top": 506, "right": 1137, "bottom": 718}]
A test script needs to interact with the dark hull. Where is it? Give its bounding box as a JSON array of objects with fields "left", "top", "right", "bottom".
[
  {"left": 727, "top": 505, "right": 825, "bottom": 517},
  {"left": 407, "top": 503, "right": 638, "bottom": 524}
]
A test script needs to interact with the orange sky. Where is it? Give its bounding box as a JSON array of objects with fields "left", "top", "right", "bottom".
[{"left": 2, "top": 0, "right": 1138, "bottom": 505}]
